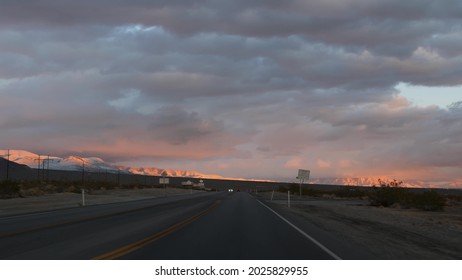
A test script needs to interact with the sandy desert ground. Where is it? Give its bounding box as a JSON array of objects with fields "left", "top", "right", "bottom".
[{"left": 260, "top": 192, "right": 462, "bottom": 259}]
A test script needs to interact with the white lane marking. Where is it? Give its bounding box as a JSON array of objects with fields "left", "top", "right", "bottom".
[{"left": 256, "top": 199, "right": 342, "bottom": 260}]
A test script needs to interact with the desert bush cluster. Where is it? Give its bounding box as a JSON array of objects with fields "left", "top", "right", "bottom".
[
  {"left": 279, "top": 184, "right": 366, "bottom": 199},
  {"left": 369, "top": 179, "right": 446, "bottom": 211},
  {"left": 0, "top": 180, "right": 169, "bottom": 199},
  {"left": 0, "top": 181, "right": 21, "bottom": 198},
  {"left": 277, "top": 180, "right": 450, "bottom": 211}
]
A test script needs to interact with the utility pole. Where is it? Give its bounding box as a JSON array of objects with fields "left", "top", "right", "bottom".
[
  {"left": 42, "top": 156, "right": 51, "bottom": 182},
  {"left": 6, "top": 149, "right": 10, "bottom": 181},
  {"left": 46, "top": 155, "right": 50, "bottom": 182},
  {"left": 34, "top": 155, "right": 42, "bottom": 182},
  {"left": 41, "top": 158, "right": 46, "bottom": 181}
]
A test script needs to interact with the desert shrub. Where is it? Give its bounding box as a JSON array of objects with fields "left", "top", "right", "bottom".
[
  {"left": 332, "top": 187, "right": 366, "bottom": 198},
  {"left": 302, "top": 187, "right": 323, "bottom": 197},
  {"left": 279, "top": 184, "right": 365, "bottom": 199},
  {"left": 21, "top": 187, "right": 45, "bottom": 196},
  {"left": 281, "top": 183, "right": 323, "bottom": 197},
  {"left": 54, "top": 186, "right": 66, "bottom": 193},
  {"left": 369, "top": 179, "right": 445, "bottom": 211},
  {"left": 279, "top": 183, "right": 301, "bottom": 194},
  {"left": 280, "top": 184, "right": 319, "bottom": 196},
  {"left": 68, "top": 185, "right": 82, "bottom": 194},
  {"left": 411, "top": 191, "right": 446, "bottom": 211},
  {"left": 289, "top": 183, "right": 299, "bottom": 194},
  {"left": 0, "top": 181, "right": 21, "bottom": 198},
  {"left": 370, "top": 186, "right": 410, "bottom": 207},
  {"left": 446, "top": 194, "right": 462, "bottom": 202},
  {"left": 369, "top": 179, "right": 410, "bottom": 207}
]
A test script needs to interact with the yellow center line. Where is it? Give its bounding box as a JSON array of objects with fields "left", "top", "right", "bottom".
[{"left": 92, "top": 200, "right": 221, "bottom": 260}]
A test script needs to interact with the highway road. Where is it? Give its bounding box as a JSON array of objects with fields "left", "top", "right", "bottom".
[{"left": 0, "top": 192, "right": 372, "bottom": 259}]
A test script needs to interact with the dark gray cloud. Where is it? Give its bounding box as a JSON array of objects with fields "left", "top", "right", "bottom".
[
  {"left": 148, "top": 106, "right": 225, "bottom": 145},
  {"left": 1, "top": 0, "right": 462, "bottom": 181}
]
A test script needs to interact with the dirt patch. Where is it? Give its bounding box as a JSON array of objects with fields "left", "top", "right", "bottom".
[{"left": 260, "top": 192, "right": 462, "bottom": 259}]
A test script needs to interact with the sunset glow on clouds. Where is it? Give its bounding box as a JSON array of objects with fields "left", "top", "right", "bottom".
[{"left": 1, "top": 1, "right": 462, "bottom": 182}]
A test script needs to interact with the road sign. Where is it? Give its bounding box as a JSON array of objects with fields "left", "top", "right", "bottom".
[
  {"left": 297, "top": 169, "right": 310, "bottom": 197},
  {"left": 159, "top": 178, "right": 169, "bottom": 184},
  {"left": 297, "top": 169, "right": 310, "bottom": 180}
]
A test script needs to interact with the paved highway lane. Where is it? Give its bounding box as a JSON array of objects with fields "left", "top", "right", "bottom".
[
  {"left": 117, "top": 193, "right": 343, "bottom": 260},
  {"left": 1, "top": 192, "right": 371, "bottom": 260},
  {"left": 0, "top": 192, "right": 225, "bottom": 259}
]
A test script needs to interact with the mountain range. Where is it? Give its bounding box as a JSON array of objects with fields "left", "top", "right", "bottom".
[
  {"left": 0, "top": 150, "right": 224, "bottom": 179},
  {"left": 1, "top": 150, "right": 461, "bottom": 189},
  {"left": 308, "top": 177, "right": 461, "bottom": 189}
]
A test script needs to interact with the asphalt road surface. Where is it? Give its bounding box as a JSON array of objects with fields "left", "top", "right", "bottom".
[{"left": 0, "top": 192, "right": 371, "bottom": 260}]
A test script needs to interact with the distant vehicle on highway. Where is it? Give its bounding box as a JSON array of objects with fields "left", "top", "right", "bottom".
[{"left": 228, "top": 188, "right": 234, "bottom": 192}]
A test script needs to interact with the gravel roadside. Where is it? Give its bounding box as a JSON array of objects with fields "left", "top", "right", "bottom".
[{"left": 258, "top": 192, "right": 462, "bottom": 259}]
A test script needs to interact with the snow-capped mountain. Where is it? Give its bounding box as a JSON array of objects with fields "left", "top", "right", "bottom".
[
  {"left": 0, "top": 150, "right": 125, "bottom": 173},
  {"left": 308, "top": 177, "right": 462, "bottom": 189},
  {"left": 1, "top": 150, "right": 461, "bottom": 188},
  {"left": 0, "top": 150, "right": 221, "bottom": 178},
  {"left": 125, "top": 166, "right": 224, "bottom": 179},
  {"left": 309, "top": 177, "right": 381, "bottom": 186}
]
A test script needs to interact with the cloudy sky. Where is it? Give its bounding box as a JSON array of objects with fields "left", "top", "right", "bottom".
[{"left": 1, "top": 0, "right": 462, "bottom": 182}]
